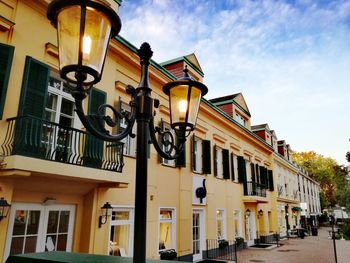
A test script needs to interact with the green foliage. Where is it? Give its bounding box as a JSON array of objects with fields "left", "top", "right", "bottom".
[
  {"left": 218, "top": 239, "right": 229, "bottom": 249},
  {"left": 340, "top": 220, "right": 350, "bottom": 240},
  {"left": 235, "top": 237, "right": 244, "bottom": 246},
  {"left": 159, "top": 249, "right": 177, "bottom": 260},
  {"left": 292, "top": 151, "right": 350, "bottom": 209}
]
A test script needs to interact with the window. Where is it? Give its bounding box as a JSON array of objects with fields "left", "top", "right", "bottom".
[
  {"left": 231, "top": 153, "right": 238, "bottom": 182},
  {"left": 192, "top": 135, "right": 211, "bottom": 174},
  {"left": 109, "top": 207, "right": 134, "bottom": 257},
  {"left": 214, "top": 146, "right": 230, "bottom": 179},
  {"left": 233, "top": 210, "right": 242, "bottom": 238},
  {"left": 235, "top": 113, "right": 245, "bottom": 126},
  {"left": 159, "top": 208, "right": 176, "bottom": 252},
  {"left": 43, "top": 72, "right": 78, "bottom": 161},
  {"left": 216, "top": 209, "right": 226, "bottom": 240},
  {"left": 161, "top": 123, "right": 175, "bottom": 166},
  {"left": 192, "top": 136, "right": 202, "bottom": 173},
  {"left": 118, "top": 102, "right": 136, "bottom": 157},
  {"left": 0, "top": 43, "right": 14, "bottom": 119}
]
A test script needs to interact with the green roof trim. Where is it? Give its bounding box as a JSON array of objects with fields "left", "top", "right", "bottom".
[
  {"left": 113, "top": 0, "right": 122, "bottom": 6},
  {"left": 115, "top": 35, "right": 176, "bottom": 81},
  {"left": 201, "top": 98, "right": 272, "bottom": 150},
  {"left": 210, "top": 98, "right": 251, "bottom": 117},
  {"left": 160, "top": 56, "right": 204, "bottom": 77}
]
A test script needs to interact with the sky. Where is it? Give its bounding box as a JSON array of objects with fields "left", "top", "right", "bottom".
[{"left": 118, "top": 0, "right": 350, "bottom": 165}]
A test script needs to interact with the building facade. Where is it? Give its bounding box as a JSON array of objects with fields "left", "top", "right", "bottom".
[{"left": 0, "top": 0, "right": 320, "bottom": 262}]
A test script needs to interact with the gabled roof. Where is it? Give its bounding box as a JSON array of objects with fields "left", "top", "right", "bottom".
[
  {"left": 209, "top": 93, "right": 251, "bottom": 117},
  {"left": 251, "top": 123, "right": 270, "bottom": 131},
  {"left": 160, "top": 53, "right": 204, "bottom": 77}
]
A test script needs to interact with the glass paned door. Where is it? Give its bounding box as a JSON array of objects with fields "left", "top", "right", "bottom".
[
  {"left": 5, "top": 204, "right": 75, "bottom": 261},
  {"left": 192, "top": 209, "right": 204, "bottom": 261},
  {"left": 44, "top": 210, "right": 71, "bottom": 251},
  {"left": 9, "top": 210, "right": 41, "bottom": 255},
  {"left": 43, "top": 75, "right": 76, "bottom": 162}
]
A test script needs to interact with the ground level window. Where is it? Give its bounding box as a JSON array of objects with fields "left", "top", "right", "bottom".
[
  {"left": 216, "top": 209, "right": 226, "bottom": 240},
  {"left": 159, "top": 208, "right": 176, "bottom": 252},
  {"left": 109, "top": 207, "right": 134, "bottom": 257}
]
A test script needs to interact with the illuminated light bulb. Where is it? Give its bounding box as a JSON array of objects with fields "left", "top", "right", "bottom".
[
  {"left": 179, "top": 100, "right": 187, "bottom": 113},
  {"left": 83, "top": 35, "right": 92, "bottom": 56}
]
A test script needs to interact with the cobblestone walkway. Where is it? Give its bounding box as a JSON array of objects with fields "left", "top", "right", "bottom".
[{"left": 237, "top": 227, "right": 350, "bottom": 263}]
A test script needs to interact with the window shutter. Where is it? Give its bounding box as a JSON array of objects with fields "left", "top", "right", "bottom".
[
  {"left": 202, "top": 139, "right": 211, "bottom": 174},
  {"left": 175, "top": 134, "right": 186, "bottom": 168},
  {"left": 259, "top": 166, "right": 265, "bottom": 186},
  {"left": 18, "top": 56, "right": 50, "bottom": 118},
  {"left": 230, "top": 153, "right": 235, "bottom": 181},
  {"left": 268, "top": 169, "right": 274, "bottom": 191},
  {"left": 222, "top": 148, "right": 230, "bottom": 179},
  {"left": 158, "top": 119, "right": 164, "bottom": 163},
  {"left": 115, "top": 96, "right": 122, "bottom": 133},
  {"left": 14, "top": 57, "right": 50, "bottom": 158},
  {"left": 0, "top": 43, "right": 14, "bottom": 119},
  {"left": 213, "top": 145, "right": 217, "bottom": 177},
  {"left": 237, "top": 156, "right": 246, "bottom": 183},
  {"left": 84, "top": 87, "right": 106, "bottom": 168},
  {"left": 191, "top": 135, "right": 196, "bottom": 172},
  {"left": 251, "top": 163, "right": 256, "bottom": 182}
]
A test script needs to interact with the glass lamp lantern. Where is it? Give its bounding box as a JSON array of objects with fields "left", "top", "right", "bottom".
[
  {"left": 163, "top": 67, "right": 208, "bottom": 136},
  {"left": 47, "top": 0, "right": 121, "bottom": 90},
  {"left": 0, "top": 198, "right": 11, "bottom": 221}
]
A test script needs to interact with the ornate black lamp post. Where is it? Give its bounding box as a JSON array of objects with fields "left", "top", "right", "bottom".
[
  {"left": 47, "top": 1, "right": 208, "bottom": 262},
  {"left": 329, "top": 209, "right": 338, "bottom": 263}
]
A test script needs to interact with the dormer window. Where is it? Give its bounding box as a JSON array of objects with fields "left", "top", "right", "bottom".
[{"left": 235, "top": 113, "right": 246, "bottom": 126}]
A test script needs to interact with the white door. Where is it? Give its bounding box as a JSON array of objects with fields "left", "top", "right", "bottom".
[
  {"left": 4, "top": 203, "right": 75, "bottom": 262},
  {"left": 192, "top": 209, "right": 205, "bottom": 262},
  {"left": 245, "top": 212, "right": 256, "bottom": 246}
]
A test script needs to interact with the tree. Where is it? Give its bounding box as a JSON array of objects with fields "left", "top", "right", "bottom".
[{"left": 292, "top": 151, "right": 350, "bottom": 210}]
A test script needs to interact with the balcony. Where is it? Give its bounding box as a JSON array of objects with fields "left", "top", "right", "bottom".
[
  {"left": 243, "top": 181, "right": 268, "bottom": 203},
  {"left": 1, "top": 116, "right": 124, "bottom": 173}
]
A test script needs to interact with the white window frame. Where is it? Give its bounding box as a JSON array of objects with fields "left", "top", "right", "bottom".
[
  {"left": 158, "top": 207, "right": 176, "bottom": 253},
  {"left": 108, "top": 206, "right": 134, "bottom": 257},
  {"left": 233, "top": 209, "right": 242, "bottom": 239},
  {"left": 235, "top": 113, "right": 245, "bottom": 126},
  {"left": 193, "top": 136, "right": 203, "bottom": 173},
  {"left": 119, "top": 103, "right": 136, "bottom": 157},
  {"left": 4, "top": 203, "right": 75, "bottom": 261},
  {"left": 215, "top": 146, "right": 223, "bottom": 179},
  {"left": 216, "top": 209, "right": 226, "bottom": 240},
  {"left": 232, "top": 154, "right": 238, "bottom": 183}
]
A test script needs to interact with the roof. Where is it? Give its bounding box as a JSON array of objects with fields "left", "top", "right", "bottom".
[
  {"left": 160, "top": 53, "right": 204, "bottom": 77},
  {"left": 251, "top": 123, "right": 270, "bottom": 131},
  {"left": 209, "top": 93, "right": 251, "bottom": 117}
]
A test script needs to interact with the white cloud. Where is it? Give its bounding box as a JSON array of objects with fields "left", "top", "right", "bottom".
[{"left": 119, "top": 0, "right": 350, "bottom": 164}]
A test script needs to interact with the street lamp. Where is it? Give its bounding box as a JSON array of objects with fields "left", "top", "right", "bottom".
[
  {"left": 329, "top": 209, "right": 338, "bottom": 263},
  {"left": 47, "top": 1, "right": 208, "bottom": 263}
]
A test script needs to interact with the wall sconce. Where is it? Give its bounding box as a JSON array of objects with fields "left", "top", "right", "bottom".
[
  {"left": 258, "top": 209, "right": 264, "bottom": 217},
  {"left": 245, "top": 209, "right": 251, "bottom": 218},
  {"left": 0, "top": 197, "right": 11, "bottom": 221},
  {"left": 98, "top": 202, "right": 112, "bottom": 228}
]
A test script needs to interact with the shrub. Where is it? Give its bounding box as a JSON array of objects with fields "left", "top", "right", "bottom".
[
  {"left": 159, "top": 249, "right": 177, "bottom": 260},
  {"left": 235, "top": 237, "right": 244, "bottom": 246},
  {"left": 218, "top": 239, "right": 229, "bottom": 249}
]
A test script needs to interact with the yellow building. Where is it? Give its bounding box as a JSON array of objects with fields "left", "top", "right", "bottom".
[{"left": 0, "top": 1, "right": 320, "bottom": 262}]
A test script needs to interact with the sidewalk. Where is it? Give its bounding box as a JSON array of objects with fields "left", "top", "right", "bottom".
[{"left": 237, "top": 227, "right": 350, "bottom": 263}]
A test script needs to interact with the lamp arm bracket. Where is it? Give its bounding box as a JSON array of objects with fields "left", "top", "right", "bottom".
[
  {"left": 73, "top": 85, "right": 137, "bottom": 142},
  {"left": 149, "top": 117, "right": 185, "bottom": 160}
]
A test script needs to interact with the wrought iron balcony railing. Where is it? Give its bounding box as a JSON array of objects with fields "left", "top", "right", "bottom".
[
  {"left": 1, "top": 116, "right": 124, "bottom": 172},
  {"left": 243, "top": 181, "right": 267, "bottom": 197}
]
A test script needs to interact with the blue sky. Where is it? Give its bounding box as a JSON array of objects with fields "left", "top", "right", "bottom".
[{"left": 118, "top": 0, "right": 350, "bottom": 165}]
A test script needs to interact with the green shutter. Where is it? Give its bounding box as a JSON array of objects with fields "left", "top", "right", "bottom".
[
  {"left": 251, "top": 163, "right": 256, "bottom": 182},
  {"left": 175, "top": 134, "right": 186, "bottom": 168},
  {"left": 222, "top": 148, "right": 230, "bottom": 179},
  {"left": 0, "top": 43, "right": 14, "bottom": 119},
  {"left": 268, "top": 170, "right": 274, "bottom": 191},
  {"left": 83, "top": 87, "right": 106, "bottom": 168},
  {"left": 256, "top": 164, "right": 260, "bottom": 184},
  {"left": 213, "top": 145, "right": 217, "bottom": 177},
  {"left": 237, "top": 156, "right": 246, "bottom": 183},
  {"left": 18, "top": 56, "right": 50, "bottom": 117},
  {"left": 14, "top": 57, "right": 50, "bottom": 158},
  {"left": 230, "top": 153, "right": 235, "bottom": 181},
  {"left": 202, "top": 139, "right": 211, "bottom": 174},
  {"left": 191, "top": 135, "right": 196, "bottom": 172}
]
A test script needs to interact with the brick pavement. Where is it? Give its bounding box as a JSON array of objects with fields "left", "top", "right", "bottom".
[{"left": 236, "top": 227, "right": 350, "bottom": 263}]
